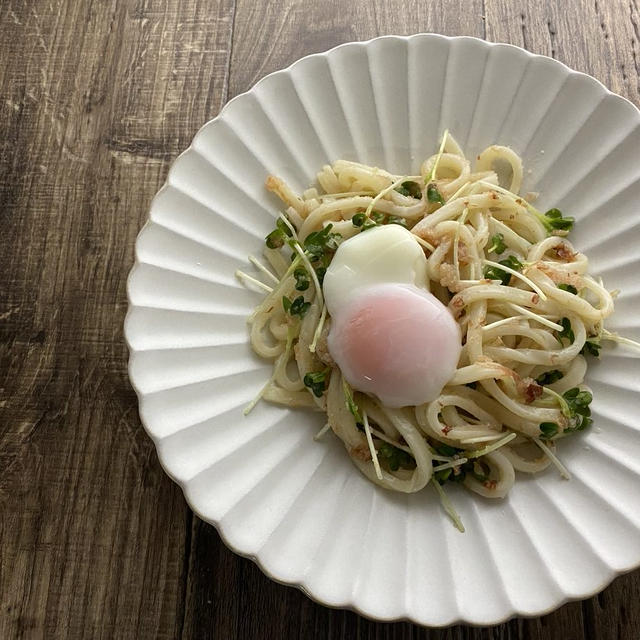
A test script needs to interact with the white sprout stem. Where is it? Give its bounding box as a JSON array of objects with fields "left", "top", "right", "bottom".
[
  {"left": 483, "top": 259, "right": 547, "bottom": 301},
  {"left": 542, "top": 386, "right": 570, "bottom": 417},
  {"left": 431, "top": 453, "right": 455, "bottom": 462},
  {"left": 288, "top": 240, "right": 325, "bottom": 354},
  {"left": 248, "top": 255, "right": 279, "bottom": 284},
  {"left": 235, "top": 270, "right": 274, "bottom": 293},
  {"left": 278, "top": 211, "right": 299, "bottom": 237},
  {"left": 292, "top": 243, "right": 324, "bottom": 306},
  {"left": 432, "top": 481, "right": 465, "bottom": 533},
  {"left": 248, "top": 255, "right": 301, "bottom": 323},
  {"left": 482, "top": 316, "right": 526, "bottom": 332},
  {"left": 318, "top": 190, "right": 376, "bottom": 199},
  {"left": 601, "top": 329, "right": 640, "bottom": 351},
  {"left": 433, "top": 457, "right": 468, "bottom": 472},
  {"left": 428, "top": 128, "right": 449, "bottom": 181},
  {"left": 309, "top": 303, "right": 327, "bottom": 353},
  {"left": 367, "top": 426, "right": 413, "bottom": 455},
  {"left": 413, "top": 235, "right": 435, "bottom": 252},
  {"left": 277, "top": 213, "right": 327, "bottom": 351},
  {"left": 364, "top": 175, "right": 411, "bottom": 220},
  {"left": 313, "top": 423, "right": 332, "bottom": 441},
  {"left": 476, "top": 180, "right": 536, "bottom": 212},
  {"left": 243, "top": 377, "right": 273, "bottom": 416},
  {"left": 507, "top": 303, "right": 563, "bottom": 332},
  {"left": 466, "top": 432, "right": 517, "bottom": 459},
  {"left": 459, "top": 434, "right": 506, "bottom": 444},
  {"left": 533, "top": 438, "right": 571, "bottom": 480},
  {"left": 362, "top": 409, "right": 383, "bottom": 480},
  {"left": 446, "top": 180, "right": 471, "bottom": 203}
]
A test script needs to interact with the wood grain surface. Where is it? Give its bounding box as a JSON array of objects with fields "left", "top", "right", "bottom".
[{"left": 1, "top": 1, "right": 639, "bottom": 638}]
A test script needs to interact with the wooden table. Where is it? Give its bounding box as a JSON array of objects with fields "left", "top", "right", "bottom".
[{"left": 2, "top": 1, "right": 639, "bottom": 638}]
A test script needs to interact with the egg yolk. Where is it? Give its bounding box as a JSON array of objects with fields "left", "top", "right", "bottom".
[{"left": 327, "top": 283, "right": 461, "bottom": 407}]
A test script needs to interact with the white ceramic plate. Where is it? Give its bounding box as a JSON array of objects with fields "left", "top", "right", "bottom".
[{"left": 125, "top": 34, "right": 640, "bottom": 626}]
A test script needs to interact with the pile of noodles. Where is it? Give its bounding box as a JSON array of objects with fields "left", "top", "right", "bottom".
[{"left": 237, "top": 133, "right": 617, "bottom": 529}]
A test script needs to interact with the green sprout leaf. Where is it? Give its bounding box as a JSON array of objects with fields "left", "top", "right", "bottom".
[
  {"left": 284, "top": 295, "right": 310, "bottom": 318},
  {"left": 427, "top": 183, "right": 445, "bottom": 205},
  {"left": 536, "top": 369, "right": 564, "bottom": 386},
  {"left": 581, "top": 339, "right": 601, "bottom": 357},
  {"left": 483, "top": 255, "right": 523, "bottom": 286},
  {"left": 351, "top": 213, "right": 366, "bottom": 227},
  {"left": 303, "top": 370, "right": 329, "bottom": 397},
  {"left": 558, "top": 283, "right": 578, "bottom": 294},
  {"left": 294, "top": 267, "right": 310, "bottom": 291},
  {"left": 434, "top": 467, "right": 453, "bottom": 484},
  {"left": 539, "top": 422, "right": 559, "bottom": 440},
  {"left": 558, "top": 317, "right": 575, "bottom": 345},
  {"left": 499, "top": 255, "right": 523, "bottom": 271},
  {"left": 537, "top": 208, "right": 575, "bottom": 233},
  {"left": 378, "top": 442, "right": 416, "bottom": 472},
  {"left": 435, "top": 443, "right": 462, "bottom": 457},
  {"left": 276, "top": 218, "right": 293, "bottom": 237},
  {"left": 303, "top": 224, "right": 341, "bottom": 260},
  {"left": 395, "top": 180, "right": 422, "bottom": 199},
  {"left": 487, "top": 233, "right": 506, "bottom": 254},
  {"left": 483, "top": 265, "right": 510, "bottom": 286},
  {"left": 265, "top": 228, "right": 285, "bottom": 249},
  {"left": 342, "top": 379, "right": 363, "bottom": 426},
  {"left": 562, "top": 388, "right": 593, "bottom": 433}
]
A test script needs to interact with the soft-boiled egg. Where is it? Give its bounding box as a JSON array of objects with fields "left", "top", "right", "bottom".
[
  {"left": 323, "top": 225, "right": 461, "bottom": 407},
  {"left": 322, "top": 224, "right": 429, "bottom": 310}
]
